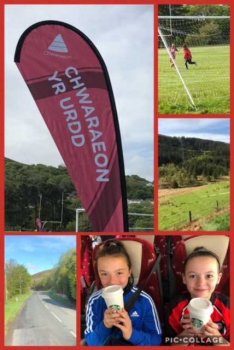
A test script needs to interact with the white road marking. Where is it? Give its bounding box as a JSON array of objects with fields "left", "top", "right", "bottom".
[
  {"left": 37, "top": 292, "right": 76, "bottom": 338},
  {"left": 51, "top": 311, "right": 62, "bottom": 323}
]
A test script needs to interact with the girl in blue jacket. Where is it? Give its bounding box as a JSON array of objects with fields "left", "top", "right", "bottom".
[{"left": 84, "top": 239, "right": 162, "bottom": 345}]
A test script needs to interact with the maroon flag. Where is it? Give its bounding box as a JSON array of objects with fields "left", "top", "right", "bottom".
[{"left": 15, "top": 21, "right": 128, "bottom": 232}]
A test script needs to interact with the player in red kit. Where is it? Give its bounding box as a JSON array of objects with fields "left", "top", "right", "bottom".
[{"left": 183, "top": 44, "right": 197, "bottom": 70}]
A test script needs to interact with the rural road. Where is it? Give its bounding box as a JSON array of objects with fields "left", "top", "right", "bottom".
[{"left": 6, "top": 291, "right": 76, "bottom": 345}]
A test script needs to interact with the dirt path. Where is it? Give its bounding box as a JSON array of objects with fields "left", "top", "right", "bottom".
[
  {"left": 159, "top": 184, "right": 210, "bottom": 199},
  {"left": 159, "top": 178, "right": 229, "bottom": 199}
]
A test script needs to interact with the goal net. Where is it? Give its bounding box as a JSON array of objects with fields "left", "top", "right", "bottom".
[{"left": 158, "top": 14, "right": 230, "bottom": 114}]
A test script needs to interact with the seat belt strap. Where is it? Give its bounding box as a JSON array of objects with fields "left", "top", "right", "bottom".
[{"left": 125, "top": 254, "right": 161, "bottom": 312}]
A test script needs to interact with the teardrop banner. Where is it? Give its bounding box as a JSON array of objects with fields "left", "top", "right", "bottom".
[{"left": 15, "top": 20, "right": 129, "bottom": 232}]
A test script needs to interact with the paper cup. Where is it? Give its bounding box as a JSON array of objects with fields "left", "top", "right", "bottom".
[
  {"left": 187, "top": 297, "right": 213, "bottom": 329},
  {"left": 102, "top": 285, "right": 124, "bottom": 311}
]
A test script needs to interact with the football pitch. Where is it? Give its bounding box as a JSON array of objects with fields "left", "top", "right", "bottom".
[{"left": 158, "top": 45, "right": 230, "bottom": 114}]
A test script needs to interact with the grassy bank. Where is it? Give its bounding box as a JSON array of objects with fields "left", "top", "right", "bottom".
[
  {"left": 159, "top": 180, "right": 229, "bottom": 231},
  {"left": 203, "top": 212, "right": 230, "bottom": 231},
  {"left": 5, "top": 291, "right": 33, "bottom": 327}
]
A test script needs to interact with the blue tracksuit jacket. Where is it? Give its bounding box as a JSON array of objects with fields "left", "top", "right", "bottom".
[{"left": 85, "top": 286, "right": 162, "bottom": 346}]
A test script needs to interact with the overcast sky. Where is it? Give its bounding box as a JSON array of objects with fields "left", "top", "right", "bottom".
[
  {"left": 159, "top": 118, "right": 230, "bottom": 144},
  {"left": 5, "top": 235, "right": 76, "bottom": 275},
  {"left": 5, "top": 5, "right": 154, "bottom": 181}
]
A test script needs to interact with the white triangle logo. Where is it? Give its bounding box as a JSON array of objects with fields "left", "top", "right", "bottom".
[{"left": 48, "top": 34, "right": 68, "bottom": 53}]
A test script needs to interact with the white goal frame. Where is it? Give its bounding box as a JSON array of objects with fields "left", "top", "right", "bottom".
[
  {"left": 75, "top": 208, "right": 153, "bottom": 232},
  {"left": 158, "top": 15, "right": 230, "bottom": 109}
]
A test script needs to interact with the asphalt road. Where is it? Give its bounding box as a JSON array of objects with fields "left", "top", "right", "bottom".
[{"left": 7, "top": 291, "right": 76, "bottom": 345}]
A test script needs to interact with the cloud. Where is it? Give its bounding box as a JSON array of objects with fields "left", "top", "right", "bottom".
[
  {"left": 37, "top": 236, "right": 76, "bottom": 250},
  {"left": 5, "top": 235, "right": 76, "bottom": 274},
  {"left": 158, "top": 118, "right": 230, "bottom": 143},
  {"left": 5, "top": 5, "right": 153, "bottom": 180}
]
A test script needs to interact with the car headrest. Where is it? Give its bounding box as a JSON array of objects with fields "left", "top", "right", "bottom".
[
  {"left": 184, "top": 235, "right": 229, "bottom": 267},
  {"left": 92, "top": 237, "right": 156, "bottom": 289},
  {"left": 120, "top": 240, "right": 143, "bottom": 285}
]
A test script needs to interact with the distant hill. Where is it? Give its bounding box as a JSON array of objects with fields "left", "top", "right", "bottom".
[
  {"left": 159, "top": 135, "right": 229, "bottom": 168},
  {"left": 31, "top": 269, "right": 55, "bottom": 291},
  {"left": 32, "top": 269, "right": 55, "bottom": 281}
]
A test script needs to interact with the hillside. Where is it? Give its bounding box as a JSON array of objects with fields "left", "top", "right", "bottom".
[
  {"left": 159, "top": 135, "right": 230, "bottom": 189},
  {"left": 5, "top": 158, "right": 153, "bottom": 231},
  {"left": 32, "top": 269, "right": 55, "bottom": 281},
  {"left": 159, "top": 135, "right": 229, "bottom": 167}
]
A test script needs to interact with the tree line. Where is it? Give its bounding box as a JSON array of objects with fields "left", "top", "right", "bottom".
[
  {"left": 6, "top": 248, "right": 76, "bottom": 302},
  {"left": 6, "top": 260, "right": 31, "bottom": 299},
  {"left": 6, "top": 159, "right": 153, "bottom": 231}
]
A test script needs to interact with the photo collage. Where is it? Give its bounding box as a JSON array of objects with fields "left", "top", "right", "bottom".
[{"left": 1, "top": 1, "right": 232, "bottom": 348}]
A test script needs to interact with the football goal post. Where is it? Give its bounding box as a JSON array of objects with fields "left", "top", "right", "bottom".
[
  {"left": 158, "top": 15, "right": 230, "bottom": 113},
  {"left": 75, "top": 208, "right": 153, "bottom": 232}
]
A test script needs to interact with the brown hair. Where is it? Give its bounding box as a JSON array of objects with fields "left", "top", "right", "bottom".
[
  {"left": 184, "top": 246, "right": 221, "bottom": 272},
  {"left": 96, "top": 239, "right": 132, "bottom": 270},
  {"left": 96, "top": 239, "right": 134, "bottom": 286}
]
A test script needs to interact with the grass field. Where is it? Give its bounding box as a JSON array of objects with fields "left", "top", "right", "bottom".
[
  {"left": 158, "top": 45, "right": 230, "bottom": 114},
  {"left": 203, "top": 212, "right": 230, "bottom": 231},
  {"left": 159, "top": 180, "right": 230, "bottom": 231}
]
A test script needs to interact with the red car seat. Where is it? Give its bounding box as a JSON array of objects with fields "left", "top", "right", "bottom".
[
  {"left": 91, "top": 237, "right": 163, "bottom": 320},
  {"left": 154, "top": 235, "right": 182, "bottom": 301},
  {"left": 80, "top": 236, "right": 95, "bottom": 314}
]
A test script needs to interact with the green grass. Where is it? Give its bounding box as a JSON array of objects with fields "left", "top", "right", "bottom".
[
  {"left": 159, "top": 180, "right": 230, "bottom": 231},
  {"left": 203, "top": 212, "right": 230, "bottom": 231},
  {"left": 159, "top": 45, "right": 230, "bottom": 114},
  {"left": 5, "top": 291, "right": 33, "bottom": 326}
]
